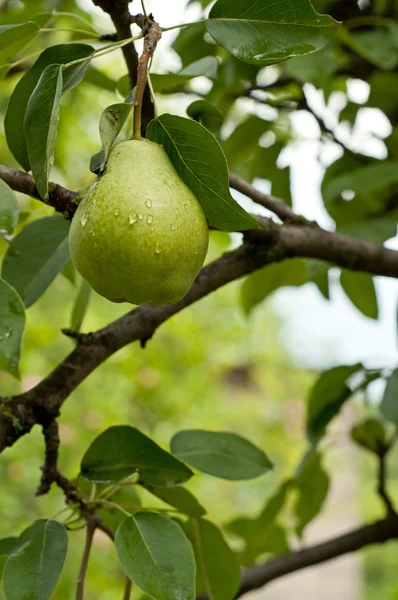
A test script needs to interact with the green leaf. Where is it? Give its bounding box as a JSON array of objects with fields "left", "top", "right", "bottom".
[
  {"left": 81, "top": 425, "right": 193, "bottom": 486},
  {"left": 284, "top": 42, "right": 349, "bottom": 86},
  {"left": 84, "top": 66, "right": 117, "bottom": 91},
  {"left": 380, "top": 369, "right": 398, "bottom": 425},
  {"left": 227, "top": 482, "right": 290, "bottom": 565},
  {"left": 340, "top": 270, "right": 378, "bottom": 320},
  {"left": 143, "top": 485, "right": 206, "bottom": 517},
  {"left": 170, "top": 430, "right": 272, "bottom": 480},
  {"left": 351, "top": 419, "right": 387, "bottom": 454},
  {"left": 118, "top": 57, "right": 218, "bottom": 96},
  {"left": 187, "top": 100, "right": 223, "bottom": 132},
  {"left": 24, "top": 65, "right": 63, "bottom": 199},
  {"left": 306, "top": 260, "right": 329, "bottom": 300},
  {"left": 0, "top": 537, "right": 28, "bottom": 557},
  {"left": 294, "top": 451, "right": 329, "bottom": 536},
  {"left": 223, "top": 116, "right": 272, "bottom": 182},
  {"left": 172, "top": 23, "right": 217, "bottom": 67},
  {"left": 99, "top": 102, "right": 133, "bottom": 166},
  {"left": 2, "top": 215, "right": 70, "bottom": 308},
  {"left": 0, "top": 22, "right": 39, "bottom": 65},
  {"left": 241, "top": 259, "right": 307, "bottom": 314},
  {"left": 0, "top": 179, "right": 19, "bottom": 239},
  {"left": 5, "top": 44, "right": 93, "bottom": 171},
  {"left": 61, "top": 260, "right": 76, "bottom": 286},
  {"left": 206, "top": 0, "right": 340, "bottom": 66},
  {"left": 185, "top": 518, "right": 240, "bottom": 600},
  {"left": 97, "top": 486, "right": 142, "bottom": 531},
  {"left": 368, "top": 71, "right": 398, "bottom": 116},
  {"left": 0, "top": 279, "right": 25, "bottom": 379},
  {"left": 338, "top": 220, "right": 397, "bottom": 245},
  {"left": 115, "top": 513, "right": 195, "bottom": 600},
  {"left": 339, "top": 24, "right": 398, "bottom": 69},
  {"left": 3, "top": 520, "right": 68, "bottom": 600},
  {"left": 147, "top": 114, "right": 260, "bottom": 231},
  {"left": 70, "top": 278, "right": 92, "bottom": 332},
  {"left": 306, "top": 363, "right": 363, "bottom": 443},
  {"left": 322, "top": 160, "right": 398, "bottom": 225}
]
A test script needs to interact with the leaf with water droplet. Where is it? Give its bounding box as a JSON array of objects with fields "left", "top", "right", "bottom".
[{"left": 0, "top": 279, "right": 25, "bottom": 379}]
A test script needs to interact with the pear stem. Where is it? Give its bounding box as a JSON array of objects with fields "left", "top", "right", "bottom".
[{"left": 133, "top": 21, "right": 162, "bottom": 140}]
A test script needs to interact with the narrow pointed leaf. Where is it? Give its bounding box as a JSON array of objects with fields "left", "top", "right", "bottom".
[
  {"left": 24, "top": 64, "right": 63, "bottom": 198},
  {"left": 2, "top": 215, "right": 70, "bottom": 308},
  {"left": 3, "top": 520, "right": 68, "bottom": 600},
  {"left": 0, "top": 279, "right": 25, "bottom": 379},
  {"left": 185, "top": 519, "right": 240, "bottom": 600},
  {"left": 70, "top": 278, "right": 92, "bottom": 332},
  {"left": 81, "top": 425, "right": 193, "bottom": 486},
  {"left": 171, "top": 430, "right": 272, "bottom": 480},
  {"left": 115, "top": 513, "right": 195, "bottom": 600},
  {"left": 0, "top": 179, "right": 19, "bottom": 239},
  {"left": 5, "top": 44, "right": 93, "bottom": 171},
  {"left": 206, "top": 0, "right": 340, "bottom": 66},
  {"left": 294, "top": 451, "right": 329, "bottom": 536}
]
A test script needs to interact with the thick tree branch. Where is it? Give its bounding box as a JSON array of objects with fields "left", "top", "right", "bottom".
[
  {"left": 2, "top": 218, "right": 398, "bottom": 451},
  {"left": 0, "top": 164, "right": 78, "bottom": 217},
  {"left": 232, "top": 516, "right": 398, "bottom": 598}
]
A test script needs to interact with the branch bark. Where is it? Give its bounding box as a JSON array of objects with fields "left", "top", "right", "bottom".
[
  {"left": 0, "top": 164, "right": 78, "bottom": 218},
  {"left": 234, "top": 516, "right": 398, "bottom": 598},
  {"left": 2, "top": 218, "right": 398, "bottom": 451}
]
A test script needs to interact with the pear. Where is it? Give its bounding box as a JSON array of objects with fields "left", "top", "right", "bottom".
[{"left": 69, "top": 139, "right": 209, "bottom": 305}]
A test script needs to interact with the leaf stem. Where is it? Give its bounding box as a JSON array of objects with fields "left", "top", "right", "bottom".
[
  {"left": 61, "top": 35, "right": 144, "bottom": 71},
  {"left": 76, "top": 521, "right": 96, "bottom": 600},
  {"left": 140, "top": 0, "right": 147, "bottom": 17},
  {"left": 162, "top": 20, "right": 206, "bottom": 32},
  {"left": 133, "top": 22, "right": 162, "bottom": 139}
]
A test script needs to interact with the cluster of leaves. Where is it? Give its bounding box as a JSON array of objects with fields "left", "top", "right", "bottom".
[{"left": 0, "top": 426, "right": 273, "bottom": 600}]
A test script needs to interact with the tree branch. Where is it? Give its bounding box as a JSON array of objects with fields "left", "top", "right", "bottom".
[
  {"left": 196, "top": 515, "right": 398, "bottom": 600},
  {"left": 229, "top": 172, "right": 296, "bottom": 222},
  {"left": 2, "top": 217, "right": 398, "bottom": 451},
  {"left": 0, "top": 164, "right": 78, "bottom": 218},
  {"left": 76, "top": 521, "right": 96, "bottom": 600},
  {"left": 236, "top": 516, "right": 398, "bottom": 598},
  {"left": 36, "top": 419, "right": 60, "bottom": 496}
]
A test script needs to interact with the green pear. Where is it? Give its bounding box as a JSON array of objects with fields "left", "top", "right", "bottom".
[{"left": 69, "top": 139, "right": 209, "bottom": 305}]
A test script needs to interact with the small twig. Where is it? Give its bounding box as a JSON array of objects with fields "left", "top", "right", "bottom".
[
  {"left": 133, "top": 20, "right": 162, "bottom": 139},
  {"left": 377, "top": 450, "right": 396, "bottom": 517},
  {"left": 76, "top": 521, "right": 96, "bottom": 600},
  {"left": 36, "top": 420, "right": 60, "bottom": 496},
  {"left": 123, "top": 578, "right": 132, "bottom": 600},
  {"left": 229, "top": 171, "right": 296, "bottom": 222}
]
